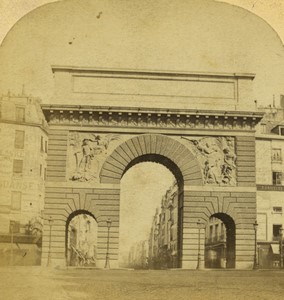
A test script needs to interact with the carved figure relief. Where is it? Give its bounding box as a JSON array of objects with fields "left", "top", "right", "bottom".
[
  {"left": 182, "top": 136, "right": 236, "bottom": 185},
  {"left": 68, "top": 132, "right": 122, "bottom": 182}
]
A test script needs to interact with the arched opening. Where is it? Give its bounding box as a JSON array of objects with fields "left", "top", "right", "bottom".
[
  {"left": 119, "top": 154, "right": 184, "bottom": 269},
  {"left": 65, "top": 210, "right": 98, "bottom": 267},
  {"left": 205, "top": 213, "right": 236, "bottom": 269}
]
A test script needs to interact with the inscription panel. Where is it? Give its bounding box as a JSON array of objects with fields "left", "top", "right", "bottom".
[{"left": 73, "top": 75, "right": 235, "bottom": 100}]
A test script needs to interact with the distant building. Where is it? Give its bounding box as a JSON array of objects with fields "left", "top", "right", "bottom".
[
  {"left": 148, "top": 181, "right": 179, "bottom": 269},
  {"left": 67, "top": 214, "right": 97, "bottom": 266},
  {"left": 205, "top": 217, "right": 227, "bottom": 268},
  {"left": 0, "top": 94, "right": 48, "bottom": 265},
  {"left": 255, "top": 101, "right": 284, "bottom": 268},
  {"left": 148, "top": 208, "right": 160, "bottom": 267},
  {"left": 128, "top": 240, "right": 149, "bottom": 269}
]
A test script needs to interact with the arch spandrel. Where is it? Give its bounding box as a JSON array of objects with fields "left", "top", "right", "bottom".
[{"left": 100, "top": 134, "right": 203, "bottom": 186}]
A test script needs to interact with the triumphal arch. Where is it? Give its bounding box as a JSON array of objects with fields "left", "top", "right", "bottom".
[{"left": 41, "top": 66, "right": 262, "bottom": 269}]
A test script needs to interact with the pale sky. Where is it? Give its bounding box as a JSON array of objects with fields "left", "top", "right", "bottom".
[
  {"left": 1, "top": 0, "right": 284, "bottom": 44},
  {"left": 120, "top": 163, "right": 174, "bottom": 258},
  {"left": 1, "top": 0, "right": 284, "bottom": 106}
]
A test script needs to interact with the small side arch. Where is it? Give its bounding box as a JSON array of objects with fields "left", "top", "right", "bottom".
[
  {"left": 65, "top": 209, "right": 97, "bottom": 261},
  {"left": 205, "top": 212, "right": 236, "bottom": 269}
]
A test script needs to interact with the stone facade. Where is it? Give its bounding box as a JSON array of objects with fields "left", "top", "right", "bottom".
[
  {"left": 255, "top": 104, "right": 284, "bottom": 268},
  {"left": 39, "top": 66, "right": 263, "bottom": 269},
  {"left": 0, "top": 94, "right": 47, "bottom": 265},
  {"left": 42, "top": 125, "right": 259, "bottom": 269},
  {"left": 0, "top": 94, "right": 47, "bottom": 232}
]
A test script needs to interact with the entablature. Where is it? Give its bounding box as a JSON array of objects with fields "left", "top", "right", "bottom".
[{"left": 42, "top": 105, "right": 264, "bottom": 132}]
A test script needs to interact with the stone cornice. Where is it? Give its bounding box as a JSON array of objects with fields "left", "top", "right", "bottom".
[
  {"left": 41, "top": 105, "right": 264, "bottom": 131},
  {"left": 0, "top": 118, "right": 49, "bottom": 134},
  {"left": 51, "top": 65, "right": 256, "bottom": 80}
]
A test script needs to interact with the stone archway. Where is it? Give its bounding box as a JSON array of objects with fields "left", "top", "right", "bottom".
[
  {"left": 100, "top": 134, "right": 204, "bottom": 268},
  {"left": 65, "top": 210, "right": 98, "bottom": 266},
  {"left": 205, "top": 213, "right": 236, "bottom": 269},
  {"left": 100, "top": 134, "right": 203, "bottom": 186},
  {"left": 42, "top": 130, "right": 257, "bottom": 270}
]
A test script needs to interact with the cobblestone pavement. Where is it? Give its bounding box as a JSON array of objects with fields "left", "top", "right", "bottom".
[{"left": 0, "top": 267, "right": 284, "bottom": 300}]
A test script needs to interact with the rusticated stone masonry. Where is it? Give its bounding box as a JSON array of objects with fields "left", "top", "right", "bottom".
[{"left": 43, "top": 119, "right": 259, "bottom": 269}]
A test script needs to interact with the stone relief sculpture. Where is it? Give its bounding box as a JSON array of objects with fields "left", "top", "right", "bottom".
[
  {"left": 69, "top": 132, "right": 121, "bottom": 182},
  {"left": 181, "top": 136, "right": 236, "bottom": 185}
]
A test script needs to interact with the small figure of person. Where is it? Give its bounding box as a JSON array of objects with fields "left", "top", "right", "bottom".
[
  {"left": 222, "top": 147, "right": 236, "bottom": 184},
  {"left": 79, "top": 139, "right": 93, "bottom": 171}
]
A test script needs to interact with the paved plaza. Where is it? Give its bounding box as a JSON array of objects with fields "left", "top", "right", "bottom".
[{"left": 0, "top": 267, "right": 283, "bottom": 300}]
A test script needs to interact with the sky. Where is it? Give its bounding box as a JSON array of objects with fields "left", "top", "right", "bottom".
[
  {"left": 120, "top": 163, "right": 174, "bottom": 259},
  {"left": 1, "top": 0, "right": 284, "bottom": 106},
  {"left": 1, "top": 0, "right": 284, "bottom": 44},
  {"left": 1, "top": 0, "right": 284, "bottom": 262}
]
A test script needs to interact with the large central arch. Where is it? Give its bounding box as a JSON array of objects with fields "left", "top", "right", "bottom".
[
  {"left": 99, "top": 134, "right": 203, "bottom": 268},
  {"left": 100, "top": 134, "right": 203, "bottom": 186}
]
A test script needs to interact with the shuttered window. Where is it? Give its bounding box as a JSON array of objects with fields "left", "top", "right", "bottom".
[
  {"left": 11, "top": 192, "right": 21, "bottom": 211},
  {"left": 272, "top": 149, "right": 282, "bottom": 162},
  {"left": 14, "top": 130, "right": 25, "bottom": 149},
  {"left": 16, "top": 107, "right": 25, "bottom": 122},
  {"left": 272, "top": 172, "right": 282, "bottom": 185},
  {"left": 10, "top": 221, "right": 20, "bottom": 233},
  {"left": 13, "top": 159, "right": 23, "bottom": 174}
]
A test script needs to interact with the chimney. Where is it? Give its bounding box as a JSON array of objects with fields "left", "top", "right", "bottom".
[
  {"left": 273, "top": 95, "right": 275, "bottom": 108},
  {"left": 280, "top": 95, "right": 284, "bottom": 108}
]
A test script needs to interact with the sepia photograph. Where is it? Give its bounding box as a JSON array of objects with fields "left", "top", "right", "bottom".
[{"left": 0, "top": 0, "right": 284, "bottom": 299}]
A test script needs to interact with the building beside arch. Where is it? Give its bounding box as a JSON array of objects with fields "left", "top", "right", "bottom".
[{"left": 0, "top": 94, "right": 47, "bottom": 265}]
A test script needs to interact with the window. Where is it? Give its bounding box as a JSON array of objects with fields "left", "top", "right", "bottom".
[
  {"left": 40, "top": 136, "right": 44, "bottom": 152},
  {"left": 45, "top": 140, "right": 48, "bottom": 153},
  {"left": 15, "top": 107, "right": 25, "bottom": 122},
  {"left": 272, "top": 149, "right": 282, "bottom": 162},
  {"left": 215, "top": 224, "right": 219, "bottom": 239},
  {"left": 13, "top": 159, "right": 23, "bottom": 175},
  {"left": 11, "top": 192, "right": 21, "bottom": 211},
  {"left": 10, "top": 221, "right": 20, "bottom": 233},
  {"left": 272, "top": 172, "right": 282, "bottom": 185},
  {"left": 44, "top": 168, "right": 47, "bottom": 180},
  {"left": 14, "top": 130, "right": 25, "bottom": 149},
  {"left": 273, "top": 206, "right": 283, "bottom": 214},
  {"left": 221, "top": 223, "right": 225, "bottom": 236},
  {"left": 210, "top": 225, "right": 213, "bottom": 240},
  {"left": 273, "top": 224, "right": 282, "bottom": 240},
  {"left": 40, "top": 164, "right": 42, "bottom": 177}
]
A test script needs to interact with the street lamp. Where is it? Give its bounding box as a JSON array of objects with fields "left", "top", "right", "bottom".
[
  {"left": 47, "top": 216, "right": 53, "bottom": 267},
  {"left": 279, "top": 226, "right": 284, "bottom": 268},
  {"left": 104, "top": 218, "right": 112, "bottom": 269},
  {"left": 196, "top": 219, "right": 202, "bottom": 270},
  {"left": 253, "top": 220, "right": 258, "bottom": 270},
  {"left": 10, "top": 222, "right": 14, "bottom": 266}
]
